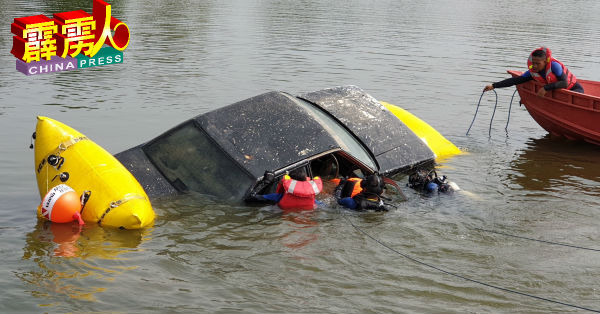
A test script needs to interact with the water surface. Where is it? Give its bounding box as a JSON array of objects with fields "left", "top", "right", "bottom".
[{"left": 1, "top": 0, "right": 599, "bottom": 313}]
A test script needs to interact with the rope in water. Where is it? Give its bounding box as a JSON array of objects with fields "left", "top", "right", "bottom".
[
  {"left": 474, "top": 227, "right": 600, "bottom": 252},
  {"left": 487, "top": 90, "right": 499, "bottom": 137},
  {"left": 466, "top": 90, "right": 497, "bottom": 136},
  {"left": 340, "top": 210, "right": 600, "bottom": 313},
  {"left": 504, "top": 89, "right": 519, "bottom": 135},
  {"left": 467, "top": 88, "right": 520, "bottom": 137}
]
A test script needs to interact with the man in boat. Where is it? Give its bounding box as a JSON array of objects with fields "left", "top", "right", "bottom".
[
  {"left": 334, "top": 173, "right": 388, "bottom": 211},
  {"left": 483, "top": 47, "right": 584, "bottom": 96}
]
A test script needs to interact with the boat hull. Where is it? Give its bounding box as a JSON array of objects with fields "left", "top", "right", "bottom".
[{"left": 509, "top": 70, "right": 600, "bottom": 145}]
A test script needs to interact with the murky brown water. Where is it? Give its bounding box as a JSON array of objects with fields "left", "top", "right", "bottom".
[{"left": 1, "top": 0, "right": 599, "bottom": 313}]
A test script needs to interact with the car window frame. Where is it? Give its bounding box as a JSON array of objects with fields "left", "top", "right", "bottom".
[
  {"left": 289, "top": 94, "right": 379, "bottom": 170},
  {"left": 141, "top": 120, "right": 255, "bottom": 199}
]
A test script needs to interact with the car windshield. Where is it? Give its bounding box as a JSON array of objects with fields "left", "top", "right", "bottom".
[
  {"left": 143, "top": 122, "right": 254, "bottom": 200},
  {"left": 293, "top": 96, "right": 377, "bottom": 170}
]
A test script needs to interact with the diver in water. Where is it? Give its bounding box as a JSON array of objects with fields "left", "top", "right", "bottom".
[
  {"left": 407, "top": 169, "right": 459, "bottom": 194},
  {"left": 334, "top": 173, "right": 388, "bottom": 211},
  {"left": 252, "top": 167, "right": 323, "bottom": 211}
]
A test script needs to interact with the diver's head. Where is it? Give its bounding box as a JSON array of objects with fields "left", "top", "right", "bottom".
[
  {"left": 360, "top": 174, "right": 384, "bottom": 195},
  {"left": 289, "top": 167, "right": 308, "bottom": 181}
]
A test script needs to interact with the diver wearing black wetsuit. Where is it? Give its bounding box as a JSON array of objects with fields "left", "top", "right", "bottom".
[{"left": 334, "top": 174, "right": 388, "bottom": 211}]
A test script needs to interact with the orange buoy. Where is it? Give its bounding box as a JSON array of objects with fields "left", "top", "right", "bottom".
[{"left": 40, "top": 184, "right": 84, "bottom": 225}]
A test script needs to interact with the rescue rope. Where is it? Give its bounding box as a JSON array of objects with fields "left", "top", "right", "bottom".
[
  {"left": 465, "top": 89, "right": 498, "bottom": 136},
  {"left": 487, "top": 90, "right": 499, "bottom": 137},
  {"left": 474, "top": 227, "right": 600, "bottom": 252},
  {"left": 467, "top": 89, "right": 521, "bottom": 137},
  {"left": 466, "top": 90, "right": 497, "bottom": 136},
  {"left": 504, "top": 89, "right": 519, "bottom": 135},
  {"left": 97, "top": 194, "right": 146, "bottom": 226},
  {"left": 58, "top": 136, "right": 87, "bottom": 152},
  {"left": 340, "top": 210, "right": 600, "bottom": 313},
  {"left": 45, "top": 160, "right": 49, "bottom": 193}
]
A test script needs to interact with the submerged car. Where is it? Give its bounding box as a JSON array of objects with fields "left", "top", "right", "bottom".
[{"left": 115, "top": 86, "right": 446, "bottom": 202}]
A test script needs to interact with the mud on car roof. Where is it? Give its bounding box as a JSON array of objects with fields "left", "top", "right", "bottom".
[{"left": 115, "top": 86, "right": 434, "bottom": 201}]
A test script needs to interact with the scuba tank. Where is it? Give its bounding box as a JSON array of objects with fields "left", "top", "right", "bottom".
[{"left": 408, "top": 169, "right": 458, "bottom": 194}]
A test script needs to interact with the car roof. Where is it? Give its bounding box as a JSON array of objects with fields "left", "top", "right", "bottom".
[
  {"left": 299, "top": 85, "right": 434, "bottom": 175},
  {"left": 116, "top": 86, "right": 436, "bottom": 200},
  {"left": 194, "top": 91, "right": 370, "bottom": 178}
]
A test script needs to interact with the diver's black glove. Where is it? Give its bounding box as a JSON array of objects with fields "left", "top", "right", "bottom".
[
  {"left": 375, "top": 206, "right": 389, "bottom": 212},
  {"left": 262, "top": 171, "right": 275, "bottom": 184},
  {"left": 334, "top": 177, "right": 347, "bottom": 201},
  {"left": 337, "top": 176, "right": 348, "bottom": 187}
]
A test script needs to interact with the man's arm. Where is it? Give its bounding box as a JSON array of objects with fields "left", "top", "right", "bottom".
[
  {"left": 338, "top": 197, "right": 358, "bottom": 210},
  {"left": 334, "top": 179, "right": 358, "bottom": 209},
  {"left": 492, "top": 73, "right": 533, "bottom": 88}
]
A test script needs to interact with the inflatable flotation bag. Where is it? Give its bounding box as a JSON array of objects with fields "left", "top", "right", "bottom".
[
  {"left": 33, "top": 116, "right": 155, "bottom": 229},
  {"left": 380, "top": 101, "right": 461, "bottom": 160}
]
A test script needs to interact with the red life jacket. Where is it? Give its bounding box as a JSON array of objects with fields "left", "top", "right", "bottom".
[
  {"left": 277, "top": 175, "right": 323, "bottom": 211},
  {"left": 527, "top": 47, "right": 576, "bottom": 89}
]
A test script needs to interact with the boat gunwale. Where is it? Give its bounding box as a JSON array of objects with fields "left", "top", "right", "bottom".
[{"left": 508, "top": 70, "right": 600, "bottom": 113}]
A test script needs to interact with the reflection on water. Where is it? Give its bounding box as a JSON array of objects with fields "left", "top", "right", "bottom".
[
  {"left": 2, "top": 0, "right": 600, "bottom": 313},
  {"left": 18, "top": 221, "right": 151, "bottom": 303},
  {"left": 509, "top": 135, "right": 600, "bottom": 193},
  {"left": 23, "top": 220, "right": 149, "bottom": 259},
  {"left": 156, "top": 193, "right": 322, "bottom": 251},
  {"left": 41, "top": 103, "right": 100, "bottom": 111},
  {"left": 280, "top": 211, "right": 319, "bottom": 250}
]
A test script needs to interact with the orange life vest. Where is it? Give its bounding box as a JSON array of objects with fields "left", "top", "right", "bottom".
[
  {"left": 331, "top": 177, "right": 363, "bottom": 198},
  {"left": 277, "top": 175, "right": 323, "bottom": 211},
  {"left": 527, "top": 47, "right": 576, "bottom": 89}
]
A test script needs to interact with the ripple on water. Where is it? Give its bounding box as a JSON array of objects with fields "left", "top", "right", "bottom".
[{"left": 2, "top": 0, "right": 600, "bottom": 313}]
